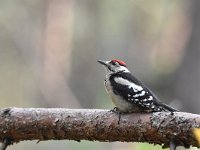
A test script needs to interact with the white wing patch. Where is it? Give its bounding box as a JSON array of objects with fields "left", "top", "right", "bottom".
[
  {"left": 114, "top": 77, "right": 143, "bottom": 92},
  {"left": 115, "top": 66, "right": 130, "bottom": 73},
  {"left": 148, "top": 96, "right": 153, "bottom": 100},
  {"left": 133, "top": 90, "right": 145, "bottom": 98}
]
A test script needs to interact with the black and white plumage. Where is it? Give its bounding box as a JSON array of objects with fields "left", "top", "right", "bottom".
[{"left": 98, "top": 59, "right": 177, "bottom": 113}]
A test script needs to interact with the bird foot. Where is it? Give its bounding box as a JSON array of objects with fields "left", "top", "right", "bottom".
[
  {"left": 109, "top": 107, "right": 124, "bottom": 124},
  {"left": 110, "top": 107, "right": 121, "bottom": 113}
]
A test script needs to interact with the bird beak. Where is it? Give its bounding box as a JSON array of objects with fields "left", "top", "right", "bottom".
[{"left": 97, "top": 60, "right": 109, "bottom": 67}]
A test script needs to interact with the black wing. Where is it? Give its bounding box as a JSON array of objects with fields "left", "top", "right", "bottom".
[{"left": 110, "top": 72, "right": 177, "bottom": 112}]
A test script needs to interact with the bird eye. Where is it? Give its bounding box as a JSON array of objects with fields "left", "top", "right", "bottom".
[
  {"left": 110, "top": 61, "right": 116, "bottom": 65},
  {"left": 110, "top": 60, "right": 120, "bottom": 66}
]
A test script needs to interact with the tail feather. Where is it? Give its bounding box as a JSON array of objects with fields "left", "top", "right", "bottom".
[{"left": 160, "top": 103, "right": 178, "bottom": 112}]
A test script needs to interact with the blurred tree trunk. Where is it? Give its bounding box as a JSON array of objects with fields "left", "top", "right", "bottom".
[
  {"left": 41, "top": 0, "right": 80, "bottom": 107},
  {"left": 171, "top": 0, "right": 200, "bottom": 113}
]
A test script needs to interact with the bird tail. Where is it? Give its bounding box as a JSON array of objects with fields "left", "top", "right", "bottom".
[{"left": 160, "top": 103, "right": 178, "bottom": 112}]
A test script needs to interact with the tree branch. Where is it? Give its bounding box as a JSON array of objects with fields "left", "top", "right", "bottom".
[{"left": 0, "top": 108, "right": 199, "bottom": 148}]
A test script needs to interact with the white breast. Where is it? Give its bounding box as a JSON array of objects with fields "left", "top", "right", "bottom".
[{"left": 104, "top": 76, "right": 139, "bottom": 112}]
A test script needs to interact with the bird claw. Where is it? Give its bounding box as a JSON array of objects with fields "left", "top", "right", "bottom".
[
  {"left": 109, "top": 107, "right": 121, "bottom": 113},
  {"left": 109, "top": 107, "right": 124, "bottom": 125},
  {"left": 170, "top": 111, "right": 175, "bottom": 115}
]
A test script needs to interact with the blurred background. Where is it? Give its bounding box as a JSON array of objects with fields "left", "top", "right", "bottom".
[{"left": 0, "top": 0, "right": 199, "bottom": 149}]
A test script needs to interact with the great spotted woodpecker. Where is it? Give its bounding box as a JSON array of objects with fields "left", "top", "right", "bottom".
[{"left": 98, "top": 59, "right": 177, "bottom": 113}]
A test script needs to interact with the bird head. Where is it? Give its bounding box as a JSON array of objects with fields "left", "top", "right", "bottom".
[{"left": 97, "top": 59, "right": 130, "bottom": 74}]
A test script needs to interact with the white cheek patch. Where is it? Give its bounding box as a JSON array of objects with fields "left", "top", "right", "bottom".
[
  {"left": 115, "top": 66, "right": 130, "bottom": 73},
  {"left": 114, "top": 77, "right": 143, "bottom": 92}
]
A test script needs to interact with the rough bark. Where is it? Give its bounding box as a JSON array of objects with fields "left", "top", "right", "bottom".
[{"left": 0, "top": 108, "right": 199, "bottom": 148}]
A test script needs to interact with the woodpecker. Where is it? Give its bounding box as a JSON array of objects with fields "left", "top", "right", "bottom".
[{"left": 98, "top": 59, "right": 177, "bottom": 113}]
